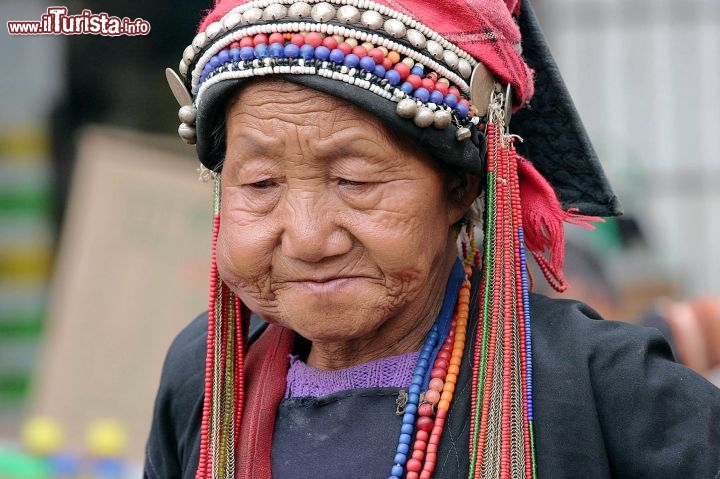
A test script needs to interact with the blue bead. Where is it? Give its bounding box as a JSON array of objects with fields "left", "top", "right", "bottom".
[
  {"left": 402, "top": 413, "right": 415, "bottom": 424},
  {"left": 400, "top": 433, "right": 412, "bottom": 444},
  {"left": 359, "top": 56, "right": 376, "bottom": 72},
  {"left": 230, "top": 47, "right": 241, "bottom": 61},
  {"left": 397, "top": 443, "right": 409, "bottom": 455},
  {"left": 444, "top": 93, "right": 458, "bottom": 108},
  {"left": 390, "top": 476, "right": 401, "bottom": 479},
  {"left": 394, "top": 453, "right": 407, "bottom": 465},
  {"left": 314, "top": 45, "right": 330, "bottom": 60},
  {"left": 412, "top": 374, "right": 424, "bottom": 385},
  {"left": 401, "top": 423, "right": 414, "bottom": 434},
  {"left": 400, "top": 81, "right": 414, "bottom": 94},
  {"left": 409, "top": 384, "right": 421, "bottom": 395},
  {"left": 329, "top": 48, "right": 345, "bottom": 63},
  {"left": 240, "top": 46, "right": 255, "bottom": 61},
  {"left": 428, "top": 331, "right": 439, "bottom": 341},
  {"left": 456, "top": 102, "right": 469, "bottom": 118},
  {"left": 344, "top": 53, "right": 360, "bottom": 67},
  {"left": 392, "top": 465, "right": 404, "bottom": 476},
  {"left": 202, "top": 63, "right": 213, "bottom": 74},
  {"left": 430, "top": 90, "right": 444, "bottom": 104},
  {"left": 405, "top": 403, "right": 417, "bottom": 415},
  {"left": 411, "top": 65, "right": 424, "bottom": 76},
  {"left": 284, "top": 43, "right": 300, "bottom": 58},
  {"left": 218, "top": 50, "right": 230, "bottom": 63},
  {"left": 417, "top": 358, "right": 428, "bottom": 369},
  {"left": 374, "top": 65, "right": 386, "bottom": 78},
  {"left": 254, "top": 44, "right": 268, "bottom": 59},
  {"left": 209, "top": 56, "right": 222, "bottom": 68},
  {"left": 385, "top": 69, "right": 401, "bottom": 85},
  {"left": 269, "top": 42, "right": 284, "bottom": 58},
  {"left": 408, "top": 393, "right": 420, "bottom": 404},
  {"left": 300, "top": 44, "right": 316, "bottom": 60}
]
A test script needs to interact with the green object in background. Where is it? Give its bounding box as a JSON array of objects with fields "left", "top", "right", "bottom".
[{"left": 0, "top": 446, "right": 50, "bottom": 479}]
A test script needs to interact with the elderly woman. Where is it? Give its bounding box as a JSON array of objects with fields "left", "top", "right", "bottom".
[{"left": 146, "top": 1, "right": 720, "bottom": 478}]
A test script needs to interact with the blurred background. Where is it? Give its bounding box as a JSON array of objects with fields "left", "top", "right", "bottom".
[{"left": 0, "top": 0, "right": 718, "bottom": 477}]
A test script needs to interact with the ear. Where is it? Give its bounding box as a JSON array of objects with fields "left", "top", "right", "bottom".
[{"left": 446, "top": 172, "right": 482, "bottom": 225}]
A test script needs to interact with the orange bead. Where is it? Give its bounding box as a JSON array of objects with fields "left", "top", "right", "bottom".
[
  {"left": 438, "top": 399, "right": 450, "bottom": 410},
  {"left": 448, "top": 364, "right": 460, "bottom": 375},
  {"left": 388, "top": 50, "right": 401, "bottom": 64}
]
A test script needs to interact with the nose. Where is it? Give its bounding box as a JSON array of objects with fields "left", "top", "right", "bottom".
[{"left": 279, "top": 190, "right": 353, "bottom": 263}]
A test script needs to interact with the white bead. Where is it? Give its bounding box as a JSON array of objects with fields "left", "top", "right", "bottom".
[
  {"left": 242, "top": 7, "right": 263, "bottom": 24},
  {"left": 222, "top": 12, "right": 242, "bottom": 31},
  {"left": 311, "top": 2, "right": 336, "bottom": 22},
  {"left": 425, "top": 40, "right": 443, "bottom": 60},
  {"left": 288, "top": 2, "right": 311, "bottom": 19},
  {"left": 205, "top": 21, "right": 223, "bottom": 40},
  {"left": 337, "top": 5, "right": 361, "bottom": 23},
  {"left": 178, "top": 105, "right": 197, "bottom": 124},
  {"left": 458, "top": 58, "right": 472, "bottom": 79},
  {"left": 406, "top": 29, "right": 426, "bottom": 49},
  {"left": 178, "top": 60, "right": 188, "bottom": 77},
  {"left": 182, "top": 44, "right": 195, "bottom": 65},
  {"left": 263, "top": 3, "right": 287, "bottom": 20},
  {"left": 383, "top": 18, "right": 406, "bottom": 38},
  {"left": 443, "top": 50, "right": 459, "bottom": 69},
  {"left": 361, "top": 10, "right": 383, "bottom": 30},
  {"left": 191, "top": 32, "right": 207, "bottom": 53}
]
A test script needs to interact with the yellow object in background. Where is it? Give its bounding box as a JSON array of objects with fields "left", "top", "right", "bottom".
[
  {"left": 86, "top": 419, "right": 128, "bottom": 457},
  {"left": 21, "top": 416, "right": 63, "bottom": 456}
]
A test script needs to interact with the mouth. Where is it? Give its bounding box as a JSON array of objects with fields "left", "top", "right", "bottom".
[{"left": 283, "top": 276, "right": 366, "bottom": 293}]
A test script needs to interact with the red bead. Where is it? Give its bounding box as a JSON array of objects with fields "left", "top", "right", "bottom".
[
  {"left": 239, "top": 36, "right": 254, "bottom": 48},
  {"left": 268, "top": 32, "right": 284, "bottom": 44},
  {"left": 421, "top": 78, "right": 435, "bottom": 90},
  {"left": 393, "top": 62, "right": 411, "bottom": 79},
  {"left": 426, "top": 442, "right": 438, "bottom": 454},
  {"left": 406, "top": 458, "right": 422, "bottom": 473},
  {"left": 368, "top": 48, "right": 385, "bottom": 64},
  {"left": 406, "top": 74, "right": 423, "bottom": 89},
  {"left": 305, "top": 32, "right": 323, "bottom": 47},
  {"left": 418, "top": 403, "right": 434, "bottom": 417},
  {"left": 321, "top": 36, "right": 337, "bottom": 49},
  {"left": 459, "top": 98, "right": 470, "bottom": 106},
  {"left": 411, "top": 450, "right": 425, "bottom": 461},
  {"left": 382, "top": 57, "right": 393, "bottom": 70},
  {"left": 448, "top": 86, "right": 461, "bottom": 97},
  {"left": 229, "top": 41, "right": 241, "bottom": 49},
  {"left": 406, "top": 473, "right": 419, "bottom": 479},
  {"left": 436, "top": 350, "right": 451, "bottom": 360},
  {"left": 413, "top": 439, "right": 427, "bottom": 451},
  {"left": 253, "top": 33, "right": 268, "bottom": 46},
  {"left": 337, "top": 42, "right": 352, "bottom": 54},
  {"left": 352, "top": 45, "right": 367, "bottom": 57},
  {"left": 415, "top": 430, "right": 429, "bottom": 442},
  {"left": 434, "top": 359, "right": 449, "bottom": 370},
  {"left": 291, "top": 33, "right": 305, "bottom": 46},
  {"left": 417, "top": 416, "right": 434, "bottom": 432},
  {"left": 430, "top": 368, "right": 446, "bottom": 380}
]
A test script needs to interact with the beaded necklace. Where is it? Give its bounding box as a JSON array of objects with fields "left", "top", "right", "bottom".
[{"left": 389, "top": 260, "right": 472, "bottom": 479}]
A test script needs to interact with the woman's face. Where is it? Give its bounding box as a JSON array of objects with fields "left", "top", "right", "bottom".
[{"left": 217, "top": 80, "right": 475, "bottom": 356}]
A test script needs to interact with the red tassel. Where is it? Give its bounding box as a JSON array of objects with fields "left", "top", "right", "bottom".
[{"left": 516, "top": 158, "right": 603, "bottom": 292}]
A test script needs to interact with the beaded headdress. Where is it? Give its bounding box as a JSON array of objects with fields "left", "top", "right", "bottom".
[{"left": 166, "top": 1, "right": 621, "bottom": 478}]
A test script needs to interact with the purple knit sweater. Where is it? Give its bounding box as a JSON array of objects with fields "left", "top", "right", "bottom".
[{"left": 284, "top": 351, "right": 420, "bottom": 398}]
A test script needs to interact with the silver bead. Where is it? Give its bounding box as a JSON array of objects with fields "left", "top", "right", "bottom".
[
  {"left": 182, "top": 44, "right": 195, "bottom": 65},
  {"left": 205, "top": 21, "right": 223, "bottom": 40},
  {"left": 361, "top": 10, "right": 383, "bottom": 30},
  {"left": 383, "top": 18, "right": 406, "bottom": 38},
  {"left": 242, "top": 7, "right": 263, "bottom": 24},
  {"left": 414, "top": 107, "right": 435, "bottom": 128},
  {"left": 425, "top": 40, "right": 443, "bottom": 60},
  {"left": 311, "top": 3, "right": 336, "bottom": 22},
  {"left": 458, "top": 58, "right": 472, "bottom": 79},
  {"left": 178, "top": 59, "right": 189, "bottom": 77},
  {"left": 396, "top": 98, "right": 418, "bottom": 118},
  {"left": 288, "top": 2, "right": 311, "bottom": 19},
  {"left": 433, "top": 110, "right": 452, "bottom": 129},
  {"left": 456, "top": 127, "right": 472, "bottom": 141},
  {"left": 165, "top": 68, "right": 194, "bottom": 106},
  {"left": 336, "top": 5, "right": 361, "bottom": 24},
  {"left": 191, "top": 32, "right": 207, "bottom": 53},
  {"left": 263, "top": 3, "right": 288, "bottom": 20},
  {"left": 178, "top": 105, "right": 197, "bottom": 124},
  {"left": 406, "top": 29, "right": 426, "bottom": 49},
  {"left": 178, "top": 123, "right": 197, "bottom": 144},
  {"left": 443, "top": 50, "right": 459, "bottom": 69},
  {"left": 222, "top": 12, "right": 243, "bottom": 31}
]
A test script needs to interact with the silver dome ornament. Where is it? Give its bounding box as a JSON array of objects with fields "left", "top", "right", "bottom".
[
  {"left": 361, "top": 10, "right": 383, "bottom": 30},
  {"left": 455, "top": 126, "right": 472, "bottom": 141},
  {"left": 191, "top": 32, "right": 207, "bottom": 53},
  {"left": 242, "top": 7, "right": 263, "bottom": 24},
  {"left": 458, "top": 58, "right": 472, "bottom": 79},
  {"left": 442, "top": 50, "right": 459, "bottom": 69},
  {"left": 433, "top": 109, "right": 452, "bottom": 129},
  {"left": 263, "top": 3, "right": 288, "bottom": 20},
  {"left": 383, "top": 18, "right": 406, "bottom": 39},
  {"left": 178, "top": 123, "right": 197, "bottom": 145},
  {"left": 165, "top": 68, "right": 193, "bottom": 107},
  {"left": 413, "top": 106, "right": 435, "bottom": 128},
  {"left": 205, "top": 21, "right": 223, "bottom": 40},
  {"left": 425, "top": 40, "right": 444, "bottom": 60},
  {"left": 396, "top": 98, "right": 418, "bottom": 119},
  {"left": 178, "top": 105, "right": 197, "bottom": 124},
  {"left": 222, "top": 12, "right": 243, "bottom": 31},
  {"left": 406, "top": 29, "right": 426, "bottom": 49},
  {"left": 182, "top": 44, "right": 195, "bottom": 65},
  {"left": 336, "top": 5, "right": 361, "bottom": 24},
  {"left": 311, "top": 3, "right": 336, "bottom": 22},
  {"left": 288, "top": 2, "right": 311, "bottom": 19}
]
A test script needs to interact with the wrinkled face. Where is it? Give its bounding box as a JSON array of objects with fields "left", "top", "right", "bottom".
[{"left": 216, "top": 80, "right": 473, "bottom": 344}]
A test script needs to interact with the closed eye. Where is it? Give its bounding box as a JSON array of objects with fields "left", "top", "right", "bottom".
[
  {"left": 249, "top": 179, "right": 277, "bottom": 189},
  {"left": 338, "top": 178, "right": 368, "bottom": 187}
]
